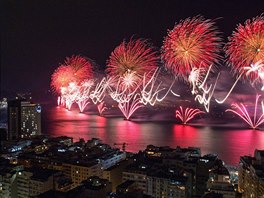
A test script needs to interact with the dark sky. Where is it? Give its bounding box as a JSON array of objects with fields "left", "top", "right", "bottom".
[{"left": 1, "top": 0, "right": 263, "bottom": 99}]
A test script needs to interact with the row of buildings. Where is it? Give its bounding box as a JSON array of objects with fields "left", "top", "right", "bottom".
[
  {"left": 0, "top": 137, "right": 126, "bottom": 197},
  {"left": 1, "top": 135, "right": 261, "bottom": 198}
]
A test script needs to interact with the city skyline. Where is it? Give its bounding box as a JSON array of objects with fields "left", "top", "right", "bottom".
[{"left": 1, "top": 2, "right": 264, "bottom": 196}]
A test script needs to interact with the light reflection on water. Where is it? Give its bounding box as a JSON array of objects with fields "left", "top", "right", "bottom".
[{"left": 42, "top": 105, "right": 264, "bottom": 165}]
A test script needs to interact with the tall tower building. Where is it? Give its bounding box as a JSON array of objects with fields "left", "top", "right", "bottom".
[{"left": 8, "top": 99, "right": 41, "bottom": 140}]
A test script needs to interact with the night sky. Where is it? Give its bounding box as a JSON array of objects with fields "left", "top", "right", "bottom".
[{"left": 1, "top": 0, "right": 263, "bottom": 100}]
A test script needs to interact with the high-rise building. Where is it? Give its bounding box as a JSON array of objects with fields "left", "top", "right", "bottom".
[
  {"left": 62, "top": 161, "right": 102, "bottom": 188},
  {"left": 0, "top": 98, "right": 8, "bottom": 129},
  {"left": 238, "top": 149, "right": 264, "bottom": 198},
  {"left": 0, "top": 164, "right": 24, "bottom": 198},
  {"left": 206, "top": 165, "right": 237, "bottom": 198},
  {"left": 122, "top": 163, "right": 148, "bottom": 194},
  {"left": 17, "top": 168, "right": 57, "bottom": 197},
  {"left": 147, "top": 166, "right": 190, "bottom": 198},
  {"left": 103, "top": 159, "right": 132, "bottom": 192},
  {"left": 8, "top": 99, "right": 41, "bottom": 140}
]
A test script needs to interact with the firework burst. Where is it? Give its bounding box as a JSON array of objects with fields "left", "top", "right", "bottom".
[
  {"left": 118, "top": 94, "right": 143, "bottom": 120},
  {"left": 51, "top": 55, "right": 94, "bottom": 94},
  {"left": 61, "top": 82, "right": 79, "bottom": 110},
  {"left": 107, "top": 38, "right": 159, "bottom": 89},
  {"left": 97, "top": 102, "right": 107, "bottom": 116},
  {"left": 161, "top": 16, "right": 222, "bottom": 81},
  {"left": 225, "top": 15, "right": 264, "bottom": 84},
  {"left": 176, "top": 106, "right": 204, "bottom": 124},
  {"left": 65, "top": 55, "right": 94, "bottom": 83},
  {"left": 226, "top": 94, "right": 264, "bottom": 129},
  {"left": 75, "top": 80, "right": 94, "bottom": 112},
  {"left": 119, "top": 70, "right": 140, "bottom": 91},
  {"left": 108, "top": 74, "right": 143, "bottom": 120},
  {"left": 188, "top": 67, "right": 206, "bottom": 94},
  {"left": 244, "top": 61, "right": 264, "bottom": 90},
  {"left": 51, "top": 65, "right": 76, "bottom": 93},
  {"left": 90, "top": 77, "right": 109, "bottom": 104},
  {"left": 141, "top": 68, "right": 176, "bottom": 106}
]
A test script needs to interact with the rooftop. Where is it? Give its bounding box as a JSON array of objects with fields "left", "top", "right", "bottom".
[
  {"left": 80, "top": 176, "right": 110, "bottom": 190},
  {"left": 26, "top": 167, "right": 59, "bottom": 181},
  {"left": 117, "top": 180, "right": 135, "bottom": 189}
]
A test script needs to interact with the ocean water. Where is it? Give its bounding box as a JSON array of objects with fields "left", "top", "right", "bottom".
[{"left": 42, "top": 104, "right": 264, "bottom": 165}]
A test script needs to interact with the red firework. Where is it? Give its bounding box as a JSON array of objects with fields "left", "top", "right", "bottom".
[
  {"left": 51, "top": 55, "right": 94, "bottom": 93},
  {"left": 176, "top": 106, "right": 204, "bottom": 124},
  {"left": 225, "top": 16, "right": 264, "bottom": 82},
  {"left": 106, "top": 38, "right": 159, "bottom": 85},
  {"left": 161, "top": 16, "right": 222, "bottom": 80},
  {"left": 50, "top": 65, "right": 75, "bottom": 93},
  {"left": 65, "top": 55, "right": 94, "bottom": 83}
]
